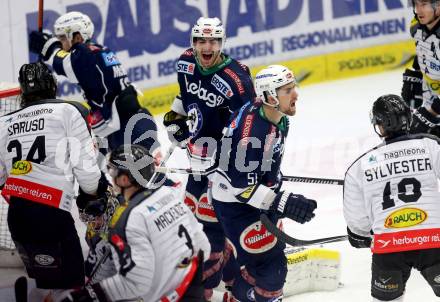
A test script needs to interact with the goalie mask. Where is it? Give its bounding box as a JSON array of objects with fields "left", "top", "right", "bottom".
[
  {"left": 81, "top": 188, "right": 121, "bottom": 234},
  {"left": 191, "top": 17, "right": 225, "bottom": 68},
  {"left": 54, "top": 11, "right": 94, "bottom": 42},
  {"left": 370, "top": 94, "right": 411, "bottom": 138},
  {"left": 255, "top": 65, "right": 297, "bottom": 109},
  {"left": 18, "top": 62, "right": 57, "bottom": 101},
  {"left": 107, "top": 144, "right": 155, "bottom": 188}
]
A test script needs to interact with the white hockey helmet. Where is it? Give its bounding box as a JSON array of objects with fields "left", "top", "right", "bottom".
[
  {"left": 191, "top": 17, "right": 225, "bottom": 48},
  {"left": 54, "top": 11, "right": 94, "bottom": 41},
  {"left": 254, "top": 65, "right": 297, "bottom": 107}
]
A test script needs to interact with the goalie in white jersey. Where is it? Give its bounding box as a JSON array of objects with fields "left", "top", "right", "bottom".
[
  {"left": 62, "top": 144, "right": 210, "bottom": 302},
  {"left": 344, "top": 94, "right": 440, "bottom": 301},
  {"left": 0, "top": 62, "right": 110, "bottom": 295}
]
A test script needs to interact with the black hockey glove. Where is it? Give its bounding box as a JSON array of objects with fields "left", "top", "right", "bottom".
[
  {"left": 410, "top": 107, "right": 440, "bottom": 134},
  {"left": 62, "top": 284, "right": 108, "bottom": 302},
  {"left": 76, "top": 172, "right": 110, "bottom": 216},
  {"left": 163, "top": 110, "right": 190, "bottom": 145},
  {"left": 401, "top": 68, "right": 423, "bottom": 108},
  {"left": 347, "top": 227, "right": 372, "bottom": 249},
  {"left": 270, "top": 191, "right": 317, "bottom": 224}
]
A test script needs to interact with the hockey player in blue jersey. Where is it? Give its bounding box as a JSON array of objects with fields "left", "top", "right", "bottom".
[
  {"left": 28, "top": 11, "right": 159, "bottom": 156},
  {"left": 162, "top": 17, "right": 255, "bottom": 301},
  {"left": 210, "top": 65, "right": 318, "bottom": 302}
]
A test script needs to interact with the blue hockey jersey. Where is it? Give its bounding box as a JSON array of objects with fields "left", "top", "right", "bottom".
[
  {"left": 211, "top": 101, "right": 289, "bottom": 209},
  {"left": 45, "top": 42, "right": 130, "bottom": 111},
  {"left": 171, "top": 49, "right": 255, "bottom": 159}
]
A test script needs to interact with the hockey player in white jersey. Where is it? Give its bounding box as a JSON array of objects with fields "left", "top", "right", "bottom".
[
  {"left": 344, "top": 94, "right": 440, "bottom": 301},
  {"left": 0, "top": 62, "right": 110, "bottom": 297},
  {"left": 62, "top": 144, "right": 211, "bottom": 302},
  {"left": 402, "top": 0, "right": 440, "bottom": 135}
]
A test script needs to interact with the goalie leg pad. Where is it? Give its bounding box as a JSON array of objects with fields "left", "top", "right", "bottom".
[
  {"left": 284, "top": 247, "right": 341, "bottom": 297},
  {"left": 421, "top": 262, "right": 440, "bottom": 296}
]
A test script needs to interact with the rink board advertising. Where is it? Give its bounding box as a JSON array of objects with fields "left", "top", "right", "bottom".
[{"left": 0, "top": 0, "right": 414, "bottom": 114}]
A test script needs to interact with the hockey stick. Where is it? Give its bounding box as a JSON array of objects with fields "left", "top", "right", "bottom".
[
  {"left": 156, "top": 166, "right": 343, "bottom": 186},
  {"left": 281, "top": 175, "right": 343, "bottom": 186},
  {"left": 260, "top": 213, "right": 348, "bottom": 247},
  {"left": 146, "top": 142, "right": 178, "bottom": 189},
  {"left": 38, "top": 0, "right": 44, "bottom": 33},
  {"left": 86, "top": 247, "right": 112, "bottom": 285}
]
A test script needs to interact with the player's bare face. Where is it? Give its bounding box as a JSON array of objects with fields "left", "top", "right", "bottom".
[
  {"left": 57, "top": 35, "right": 72, "bottom": 51},
  {"left": 194, "top": 38, "right": 222, "bottom": 69},
  {"left": 415, "top": 1, "right": 439, "bottom": 27},
  {"left": 277, "top": 83, "right": 298, "bottom": 116}
]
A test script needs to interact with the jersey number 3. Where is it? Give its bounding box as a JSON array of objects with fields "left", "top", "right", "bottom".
[
  {"left": 7, "top": 135, "right": 46, "bottom": 165},
  {"left": 382, "top": 177, "right": 422, "bottom": 210}
]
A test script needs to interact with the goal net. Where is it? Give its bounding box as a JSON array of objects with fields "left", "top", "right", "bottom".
[{"left": 0, "top": 83, "right": 21, "bottom": 265}]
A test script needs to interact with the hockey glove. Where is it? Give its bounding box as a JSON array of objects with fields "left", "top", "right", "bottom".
[
  {"left": 410, "top": 107, "right": 440, "bottom": 134},
  {"left": 29, "top": 31, "right": 61, "bottom": 60},
  {"left": 347, "top": 227, "right": 372, "bottom": 249},
  {"left": 270, "top": 191, "right": 317, "bottom": 224},
  {"left": 62, "top": 284, "right": 108, "bottom": 302},
  {"left": 163, "top": 110, "right": 190, "bottom": 145},
  {"left": 401, "top": 68, "right": 423, "bottom": 108}
]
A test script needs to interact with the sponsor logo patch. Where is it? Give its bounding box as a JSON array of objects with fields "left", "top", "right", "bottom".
[
  {"left": 184, "top": 193, "right": 197, "bottom": 214},
  {"left": 34, "top": 254, "right": 55, "bottom": 266},
  {"left": 176, "top": 60, "right": 195, "bottom": 75},
  {"left": 240, "top": 185, "right": 256, "bottom": 200},
  {"left": 56, "top": 50, "right": 69, "bottom": 58},
  {"left": 11, "top": 160, "right": 32, "bottom": 175},
  {"left": 385, "top": 208, "right": 427, "bottom": 229},
  {"left": 211, "top": 74, "right": 234, "bottom": 99},
  {"left": 102, "top": 51, "right": 120, "bottom": 66},
  {"left": 196, "top": 193, "right": 218, "bottom": 222},
  {"left": 240, "top": 221, "right": 277, "bottom": 254},
  {"left": 240, "top": 114, "right": 254, "bottom": 146},
  {"left": 224, "top": 68, "right": 245, "bottom": 94}
]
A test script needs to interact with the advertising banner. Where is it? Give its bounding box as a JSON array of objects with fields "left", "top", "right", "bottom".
[{"left": 0, "top": 0, "right": 414, "bottom": 113}]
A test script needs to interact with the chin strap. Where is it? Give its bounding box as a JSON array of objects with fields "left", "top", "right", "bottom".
[{"left": 262, "top": 92, "right": 287, "bottom": 117}]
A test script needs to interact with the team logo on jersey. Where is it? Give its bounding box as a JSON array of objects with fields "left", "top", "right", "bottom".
[
  {"left": 196, "top": 193, "right": 218, "bottom": 222},
  {"left": 184, "top": 75, "right": 225, "bottom": 107},
  {"left": 34, "top": 254, "right": 55, "bottom": 266},
  {"left": 187, "top": 103, "right": 203, "bottom": 137},
  {"left": 240, "top": 221, "right": 278, "bottom": 254},
  {"left": 10, "top": 160, "right": 32, "bottom": 175},
  {"left": 176, "top": 60, "right": 195, "bottom": 75},
  {"left": 102, "top": 51, "right": 120, "bottom": 66},
  {"left": 384, "top": 208, "right": 427, "bottom": 228},
  {"left": 211, "top": 74, "right": 234, "bottom": 99}
]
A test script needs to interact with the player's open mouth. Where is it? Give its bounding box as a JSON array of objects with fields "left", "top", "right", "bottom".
[
  {"left": 202, "top": 53, "right": 213, "bottom": 61},
  {"left": 290, "top": 101, "right": 296, "bottom": 109}
]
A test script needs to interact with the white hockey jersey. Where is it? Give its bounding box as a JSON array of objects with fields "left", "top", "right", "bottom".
[
  {"left": 99, "top": 184, "right": 210, "bottom": 301},
  {"left": 0, "top": 100, "right": 101, "bottom": 211},
  {"left": 344, "top": 134, "right": 440, "bottom": 254},
  {"left": 411, "top": 18, "right": 440, "bottom": 106}
]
